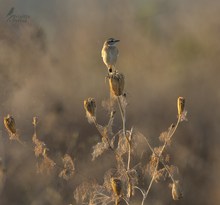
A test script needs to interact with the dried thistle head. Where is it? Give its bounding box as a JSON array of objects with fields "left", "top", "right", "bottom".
[
  {"left": 109, "top": 71, "right": 125, "bottom": 96},
  {"left": 84, "top": 98, "right": 96, "bottom": 123},
  {"left": 111, "top": 178, "right": 122, "bottom": 196},
  {"left": 32, "top": 116, "right": 38, "bottom": 127},
  {"left": 4, "top": 114, "right": 16, "bottom": 135},
  {"left": 172, "top": 180, "right": 183, "bottom": 200},
  {"left": 177, "top": 97, "right": 185, "bottom": 118}
]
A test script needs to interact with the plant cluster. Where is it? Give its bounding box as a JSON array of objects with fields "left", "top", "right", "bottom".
[
  {"left": 1, "top": 45, "right": 188, "bottom": 205},
  {"left": 78, "top": 65, "right": 187, "bottom": 204}
]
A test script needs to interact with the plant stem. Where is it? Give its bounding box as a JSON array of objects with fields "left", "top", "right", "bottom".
[
  {"left": 144, "top": 117, "right": 181, "bottom": 201},
  {"left": 93, "top": 119, "right": 114, "bottom": 151},
  {"left": 143, "top": 133, "right": 176, "bottom": 183},
  {"left": 117, "top": 96, "right": 131, "bottom": 169},
  {"left": 122, "top": 196, "right": 130, "bottom": 205},
  {"left": 117, "top": 96, "right": 134, "bottom": 199},
  {"left": 134, "top": 186, "right": 146, "bottom": 205},
  {"left": 117, "top": 96, "right": 126, "bottom": 136}
]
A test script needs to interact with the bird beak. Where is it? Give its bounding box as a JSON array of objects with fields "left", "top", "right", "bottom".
[{"left": 114, "top": 39, "right": 120, "bottom": 42}]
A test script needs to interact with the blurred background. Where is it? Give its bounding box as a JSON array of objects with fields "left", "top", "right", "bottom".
[{"left": 0, "top": 0, "right": 220, "bottom": 204}]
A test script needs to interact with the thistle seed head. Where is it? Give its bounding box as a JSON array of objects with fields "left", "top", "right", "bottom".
[
  {"left": 177, "top": 97, "right": 185, "bottom": 117},
  {"left": 111, "top": 178, "right": 122, "bottom": 196},
  {"left": 4, "top": 114, "right": 16, "bottom": 134},
  {"left": 32, "top": 116, "right": 38, "bottom": 127},
  {"left": 84, "top": 98, "right": 96, "bottom": 123},
  {"left": 109, "top": 71, "right": 125, "bottom": 96}
]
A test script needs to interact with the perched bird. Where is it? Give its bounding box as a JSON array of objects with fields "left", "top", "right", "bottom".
[
  {"left": 101, "top": 38, "right": 120, "bottom": 73},
  {"left": 4, "top": 114, "right": 16, "bottom": 135}
]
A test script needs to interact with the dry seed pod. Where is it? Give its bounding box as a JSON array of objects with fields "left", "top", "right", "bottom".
[
  {"left": 84, "top": 98, "right": 96, "bottom": 120},
  {"left": 32, "top": 117, "right": 38, "bottom": 127},
  {"left": 109, "top": 71, "right": 124, "bottom": 96},
  {"left": 111, "top": 178, "right": 122, "bottom": 205},
  {"left": 111, "top": 178, "right": 122, "bottom": 196},
  {"left": 172, "top": 180, "right": 183, "bottom": 200},
  {"left": 4, "top": 114, "right": 16, "bottom": 135},
  {"left": 177, "top": 97, "right": 185, "bottom": 117}
]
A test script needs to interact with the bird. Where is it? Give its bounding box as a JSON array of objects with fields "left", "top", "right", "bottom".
[
  {"left": 101, "top": 38, "right": 120, "bottom": 73},
  {"left": 6, "top": 7, "right": 14, "bottom": 17}
]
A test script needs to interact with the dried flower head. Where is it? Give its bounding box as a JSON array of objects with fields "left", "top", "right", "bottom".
[
  {"left": 4, "top": 114, "right": 16, "bottom": 135},
  {"left": 32, "top": 116, "right": 38, "bottom": 127},
  {"left": 111, "top": 178, "right": 122, "bottom": 205},
  {"left": 111, "top": 178, "right": 122, "bottom": 196},
  {"left": 177, "top": 97, "right": 185, "bottom": 118},
  {"left": 84, "top": 98, "right": 96, "bottom": 123},
  {"left": 109, "top": 71, "right": 125, "bottom": 96},
  {"left": 172, "top": 180, "right": 183, "bottom": 200}
]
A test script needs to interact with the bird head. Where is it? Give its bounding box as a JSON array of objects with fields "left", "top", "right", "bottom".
[{"left": 105, "top": 38, "right": 120, "bottom": 46}]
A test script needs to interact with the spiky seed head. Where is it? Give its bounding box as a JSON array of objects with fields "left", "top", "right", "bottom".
[
  {"left": 111, "top": 178, "right": 122, "bottom": 196},
  {"left": 84, "top": 98, "right": 96, "bottom": 122},
  {"left": 109, "top": 71, "right": 125, "bottom": 96},
  {"left": 177, "top": 97, "right": 185, "bottom": 117},
  {"left": 4, "top": 114, "right": 16, "bottom": 134},
  {"left": 172, "top": 180, "right": 183, "bottom": 200}
]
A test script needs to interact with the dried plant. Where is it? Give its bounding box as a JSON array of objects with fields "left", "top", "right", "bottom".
[
  {"left": 32, "top": 133, "right": 47, "bottom": 157},
  {"left": 36, "top": 150, "right": 56, "bottom": 175},
  {"left": 4, "top": 114, "right": 24, "bottom": 144},
  {"left": 171, "top": 180, "right": 183, "bottom": 200},
  {"left": 177, "top": 97, "right": 188, "bottom": 122},
  {"left": 79, "top": 53, "right": 188, "bottom": 205},
  {"left": 108, "top": 71, "right": 125, "bottom": 97},
  {"left": 2, "top": 41, "right": 188, "bottom": 205},
  {"left": 84, "top": 98, "right": 97, "bottom": 123},
  {"left": 111, "top": 178, "right": 122, "bottom": 205},
  {"left": 59, "top": 154, "right": 75, "bottom": 180}
]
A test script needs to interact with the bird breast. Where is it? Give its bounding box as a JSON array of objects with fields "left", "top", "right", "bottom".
[{"left": 102, "top": 46, "right": 118, "bottom": 66}]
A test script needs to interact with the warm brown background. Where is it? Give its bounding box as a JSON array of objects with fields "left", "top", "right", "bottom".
[{"left": 0, "top": 0, "right": 220, "bottom": 204}]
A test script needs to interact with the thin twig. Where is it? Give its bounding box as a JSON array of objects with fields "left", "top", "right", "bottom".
[
  {"left": 144, "top": 117, "right": 181, "bottom": 201},
  {"left": 117, "top": 96, "right": 126, "bottom": 136},
  {"left": 142, "top": 133, "right": 176, "bottom": 183}
]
